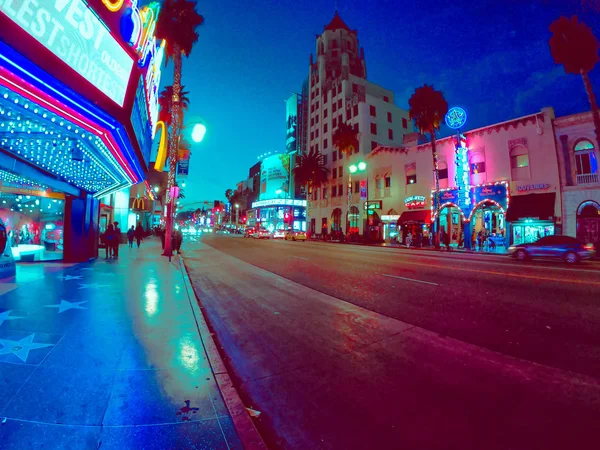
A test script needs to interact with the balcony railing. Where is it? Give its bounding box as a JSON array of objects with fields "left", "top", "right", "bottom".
[{"left": 577, "top": 173, "right": 599, "bottom": 185}]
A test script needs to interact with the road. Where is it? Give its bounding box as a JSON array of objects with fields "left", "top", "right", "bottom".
[{"left": 183, "top": 234, "right": 600, "bottom": 450}]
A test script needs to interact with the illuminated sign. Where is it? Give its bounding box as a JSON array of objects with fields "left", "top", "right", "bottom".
[
  {"left": 405, "top": 195, "right": 426, "bottom": 209},
  {"left": 131, "top": 77, "right": 152, "bottom": 164},
  {"left": 454, "top": 137, "right": 471, "bottom": 209},
  {"left": 252, "top": 199, "right": 307, "bottom": 208},
  {"left": 517, "top": 183, "right": 550, "bottom": 192},
  {"left": 0, "top": 0, "right": 134, "bottom": 106},
  {"left": 365, "top": 200, "right": 382, "bottom": 210},
  {"left": 382, "top": 215, "right": 400, "bottom": 221},
  {"left": 260, "top": 154, "right": 290, "bottom": 200}
]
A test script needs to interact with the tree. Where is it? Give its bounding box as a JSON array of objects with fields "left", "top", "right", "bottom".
[
  {"left": 155, "top": 0, "right": 204, "bottom": 258},
  {"left": 293, "top": 149, "right": 330, "bottom": 203},
  {"left": 549, "top": 15, "right": 600, "bottom": 143},
  {"left": 408, "top": 84, "right": 448, "bottom": 249},
  {"left": 225, "top": 189, "right": 233, "bottom": 202},
  {"left": 333, "top": 122, "right": 359, "bottom": 235},
  {"left": 158, "top": 86, "right": 190, "bottom": 126}
]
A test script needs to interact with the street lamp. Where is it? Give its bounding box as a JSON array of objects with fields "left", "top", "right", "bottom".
[
  {"left": 235, "top": 203, "right": 239, "bottom": 225},
  {"left": 348, "top": 161, "right": 368, "bottom": 238},
  {"left": 153, "top": 185, "right": 159, "bottom": 193}
]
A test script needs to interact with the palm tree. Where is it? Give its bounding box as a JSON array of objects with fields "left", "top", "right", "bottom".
[
  {"left": 293, "top": 149, "right": 329, "bottom": 207},
  {"left": 549, "top": 16, "right": 600, "bottom": 143},
  {"left": 225, "top": 189, "right": 233, "bottom": 202},
  {"left": 158, "top": 86, "right": 190, "bottom": 126},
  {"left": 155, "top": 0, "right": 204, "bottom": 258},
  {"left": 408, "top": 84, "right": 448, "bottom": 249},
  {"left": 333, "top": 122, "right": 359, "bottom": 235}
]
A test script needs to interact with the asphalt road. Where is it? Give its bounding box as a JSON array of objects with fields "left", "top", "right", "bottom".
[{"left": 183, "top": 234, "right": 600, "bottom": 450}]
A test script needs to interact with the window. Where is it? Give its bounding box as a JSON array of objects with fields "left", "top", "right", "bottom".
[
  {"left": 510, "top": 145, "right": 530, "bottom": 183},
  {"left": 387, "top": 112, "right": 392, "bottom": 123},
  {"left": 333, "top": 151, "right": 337, "bottom": 162},
  {"left": 402, "top": 118, "right": 408, "bottom": 129},
  {"left": 332, "top": 186, "right": 337, "bottom": 197},
  {"left": 310, "top": 145, "right": 314, "bottom": 153},
  {"left": 353, "top": 105, "right": 358, "bottom": 116},
  {"left": 370, "top": 123, "right": 377, "bottom": 135},
  {"left": 324, "top": 138, "right": 328, "bottom": 149},
  {"left": 324, "top": 123, "right": 328, "bottom": 133},
  {"left": 338, "top": 99, "right": 342, "bottom": 108},
  {"left": 332, "top": 39, "right": 338, "bottom": 48},
  {"left": 352, "top": 83, "right": 358, "bottom": 93},
  {"left": 339, "top": 150, "right": 343, "bottom": 159},
  {"left": 574, "top": 140, "right": 598, "bottom": 176},
  {"left": 315, "top": 115, "right": 319, "bottom": 123},
  {"left": 316, "top": 88, "right": 319, "bottom": 95},
  {"left": 388, "top": 129, "right": 394, "bottom": 140},
  {"left": 471, "top": 161, "right": 486, "bottom": 175},
  {"left": 323, "top": 154, "right": 328, "bottom": 165},
  {"left": 407, "top": 174, "right": 417, "bottom": 184},
  {"left": 338, "top": 184, "right": 343, "bottom": 196},
  {"left": 323, "top": 109, "right": 328, "bottom": 118},
  {"left": 315, "top": 143, "right": 319, "bottom": 152},
  {"left": 332, "top": 50, "right": 338, "bottom": 57},
  {"left": 323, "top": 187, "right": 328, "bottom": 198},
  {"left": 439, "top": 168, "right": 448, "bottom": 179},
  {"left": 383, "top": 95, "right": 389, "bottom": 102},
  {"left": 310, "top": 118, "right": 314, "bottom": 127},
  {"left": 346, "top": 109, "right": 351, "bottom": 121},
  {"left": 354, "top": 180, "right": 360, "bottom": 193},
  {"left": 376, "top": 177, "right": 383, "bottom": 189},
  {"left": 332, "top": 167, "right": 337, "bottom": 178},
  {"left": 315, "top": 128, "right": 319, "bottom": 137},
  {"left": 316, "top": 102, "right": 319, "bottom": 109},
  {"left": 370, "top": 105, "right": 376, "bottom": 117},
  {"left": 511, "top": 153, "right": 529, "bottom": 168},
  {"left": 371, "top": 141, "right": 378, "bottom": 151},
  {"left": 333, "top": 117, "right": 337, "bottom": 128},
  {"left": 339, "top": 166, "right": 343, "bottom": 178},
  {"left": 332, "top": 103, "right": 337, "bottom": 113},
  {"left": 310, "top": 131, "right": 314, "bottom": 140},
  {"left": 385, "top": 176, "right": 391, "bottom": 188}
]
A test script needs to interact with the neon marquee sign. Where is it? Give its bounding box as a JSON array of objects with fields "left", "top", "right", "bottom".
[
  {"left": 0, "top": 0, "right": 134, "bottom": 107},
  {"left": 405, "top": 195, "right": 426, "bottom": 209}
]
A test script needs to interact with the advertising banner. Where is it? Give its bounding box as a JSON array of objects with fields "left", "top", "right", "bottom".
[
  {"left": 473, "top": 183, "right": 508, "bottom": 208},
  {"left": 177, "top": 159, "right": 190, "bottom": 176},
  {"left": 435, "top": 189, "right": 461, "bottom": 208},
  {"left": 0, "top": 0, "right": 135, "bottom": 106},
  {"left": 260, "top": 154, "right": 290, "bottom": 200},
  {"left": 286, "top": 94, "right": 298, "bottom": 153}
]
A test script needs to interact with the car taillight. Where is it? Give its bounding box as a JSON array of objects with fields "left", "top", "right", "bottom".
[{"left": 584, "top": 243, "right": 595, "bottom": 250}]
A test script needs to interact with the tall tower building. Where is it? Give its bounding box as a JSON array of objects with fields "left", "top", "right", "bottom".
[{"left": 305, "top": 12, "right": 411, "bottom": 237}]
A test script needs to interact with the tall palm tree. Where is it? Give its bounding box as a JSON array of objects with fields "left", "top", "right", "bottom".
[
  {"left": 333, "top": 122, "right": 359, "bottom": 235},
  {"left": 408, "top": 84, "right": 448, "bottom": 249},
  {"left": 158, "top": 86, "right": 190, "bottom": 126},
  {"left": 293, "top": 149, "right": 330, "bottom": 201},
  {"left": 155, "top": 0, "right": 204, "bottom": 258},
  {"left": 549, "top": 15, "right": 600, "bottom": 143}
]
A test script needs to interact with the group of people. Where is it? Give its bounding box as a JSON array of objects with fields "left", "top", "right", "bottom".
[
  {"left": 101, "top": 222, "right": 146, "bottom": 258},
  {"left": 155, "top": 226, "right": 183, "bottom": 254}
]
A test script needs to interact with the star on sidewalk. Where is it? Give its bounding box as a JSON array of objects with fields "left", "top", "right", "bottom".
[
  {"left": 45, "top": 300, "right": 87, "bottom": 314},
  {"left": 0, "top": 310, "right": 24, "bottom": 327},
  {"left": 57, "top": 275, "right": 83, "bottom": 281},
  {"left": 0, "top": 334, "right": 53, "bottom": 362},
  {"left": 78, "top": 283, "right": 109, "bottom": 290}
]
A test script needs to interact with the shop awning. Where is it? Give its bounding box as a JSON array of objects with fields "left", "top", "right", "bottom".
[
  {"left": 398, "top": 210, "right": 431, "bottom": 224},
  {"left": 506, "top": 193, "right": 556, "bottom": 222}
]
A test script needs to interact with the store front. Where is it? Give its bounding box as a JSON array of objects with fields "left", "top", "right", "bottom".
[
  {"left": 251, "top": 199, "right": 307, "bottom": 232},
  {"left": 0, "top": 1, "right": 158, "bottom": 270},
  {"left": 397, "top": 210, "right": 430, "bottom": 246},
  {"left": 506, "top": 192, "right": 556, "bottom": 245},
  {"left": 381, "top": 210, "right": 399, "bottom": 243}
]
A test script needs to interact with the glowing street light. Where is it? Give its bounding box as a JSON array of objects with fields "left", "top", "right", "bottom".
[
  {"left": 153, "top": 185, "right": 159, "bottom": 193},
  {"left": 191, "top": 123, "right": 206, "bottom": 143}
]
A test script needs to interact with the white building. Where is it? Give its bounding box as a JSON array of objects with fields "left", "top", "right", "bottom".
[
  {"left": 553, "top": 111, "right": 600, "bottom": 249},
  {"left": 305, "top": 13, "right": 412, "bottom": 236},
  {"left": 365, "top": 107, "right": 563, "bottom": 248}
]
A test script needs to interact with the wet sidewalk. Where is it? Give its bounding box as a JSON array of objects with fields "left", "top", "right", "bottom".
[{"left": 0, "top": 239, "right": 242, "bottom": 449}]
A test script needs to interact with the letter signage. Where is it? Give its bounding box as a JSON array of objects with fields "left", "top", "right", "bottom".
[
  {"left": 252, "top": 199, "right": 307, "bottom": 208},
  {"left": 517, "top": 183, "right": 550, "bottom": 192},
  {"left": 405, "top": 195, "right": 426, "bottom": 210},
  {"left": 0, "top": 0, "right": 134, "bottom": 106}
]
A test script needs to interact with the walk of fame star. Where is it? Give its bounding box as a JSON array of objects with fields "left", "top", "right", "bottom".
[
  {"left": 45, "top": 300, "right": 87, "bottom": 314},
  {"left": 0, "top": 310, "right": 24, "bottom": 327},
  {"left": 0, "top": 334, "right": 53, "bottom": 362},
  {"left": 78, "top": 283, "right": 109, "bottom": 290}
]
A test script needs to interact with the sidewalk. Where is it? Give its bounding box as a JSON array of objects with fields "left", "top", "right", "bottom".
[{"left": 0, "top": 239, "right": 243, "bottom": 449}]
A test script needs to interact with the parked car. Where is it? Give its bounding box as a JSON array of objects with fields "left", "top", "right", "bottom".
[
  {"left": 271, "top": 229, "right": 286, "bottom": 239},
  {"left": 508, "top": 235, "right": 595, "bottom": 264},
  {"left": 285, "top": 230, "right": 307, "bottom": 241},
  {"left": 243, "top": 228, "right": 253, "bottom": 238},
  {"left": 252, "top": 228, "right": 271, "bottom": 239}
]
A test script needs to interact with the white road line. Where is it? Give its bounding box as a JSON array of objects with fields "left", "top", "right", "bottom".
[
  {"left": 290, "top": 256, "right": 310, "bottom": 261},
  {"left": 382, "top": 274, "right": 439, "bottom": 286}
]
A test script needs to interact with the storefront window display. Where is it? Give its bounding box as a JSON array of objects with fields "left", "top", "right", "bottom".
[
  {"left": 256, "top": 205, "right": 306, "bottom": 232},
  {"left": 0, "top": 192, "right": 65, "bottom": 261},
  {"left": 470, "top": 201, "right": 506, "bottom": 248},
  {"left": 512, "top": 220, "right": 555, "bottom": 245}
]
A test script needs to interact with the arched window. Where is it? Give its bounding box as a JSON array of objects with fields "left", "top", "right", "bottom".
[
  {"left": 574, "top": 140, "right": 598, "bottom": 184},
  {"left": 331, "top": 208, "right": 342, "bottom": 231},
  {"left": 510, "top": 145, "right": 530, "bottom": 181}
]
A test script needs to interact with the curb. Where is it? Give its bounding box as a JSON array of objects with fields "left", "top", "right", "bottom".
[{"left": 178, "top": 255, "right": 268, "bottom": 450}]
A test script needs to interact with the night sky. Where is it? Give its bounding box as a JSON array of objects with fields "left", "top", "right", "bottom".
[{"left": 162, "top": 0, "right": 600, "bottom": 207}]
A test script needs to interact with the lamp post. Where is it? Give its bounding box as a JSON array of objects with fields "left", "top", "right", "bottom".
[
  {"left": 348, "top": 161, "right": 367, "bottom": 239},
  {"left": 235, "top": 204, "right": 239, "bottom": 225}
]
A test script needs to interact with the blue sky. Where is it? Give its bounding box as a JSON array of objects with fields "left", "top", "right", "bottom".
[{"left": 162, "top": 0, "right": 600, "bottom": 206}]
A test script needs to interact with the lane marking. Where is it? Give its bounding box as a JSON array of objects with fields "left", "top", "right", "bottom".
[
  {"left": 290, "top": 256, "right": 310, "bottom": 261},
  {"left": 382, "top": 274, "right": 439, "bottom": 286}
]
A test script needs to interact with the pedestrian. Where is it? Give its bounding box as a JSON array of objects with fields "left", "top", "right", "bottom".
[
  {"left": 477, "top": 230, "right": 483, "bottom": 251},
  {"left": 445, "top": 230, "right": 451, "bottom": 251},
  {"left": 159, "top": 227, "right": 166, "bottom": 249},
  {"left": 135, "top": 222, "right": 144, "bottom": 248},
  {"left": 127, "top": 226, "right": 135, "bottom": 248},
  {"left": 172, "top": 228, "right": 183, "bottom": 254},
  {"left": 104, "top": 224, "right": 114, "bottom": 258},
  {"left": 113, "top": 221, "right": 121, "bottom": 258},
  {"left": 406, "top": 232, "right": 412, "bottom": 248}
]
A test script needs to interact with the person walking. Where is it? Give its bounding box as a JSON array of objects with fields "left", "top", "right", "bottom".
[
  {"left": 104, "top": 224, "right": 115, "bottom": 258},
  {"left": 127, "top": 226, "right": 135, "bottom": 248},
  {"left": 135, "top": 222, "right": 144, "bottom": 248},
  {"left": 113, "top": 221, "right": 121, "bottom": 258},
  {"left": 406, "top": 232, "right": 413, "bottom": 248}
]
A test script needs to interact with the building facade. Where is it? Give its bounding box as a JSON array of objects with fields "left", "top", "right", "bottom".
[
  {"left": 364, "top": 107, "right": 562, "bottom": 248},
  {"left": 553, "top": 111, "right": 600, "bottom": 249},
  {"left": 304, "top": 13, "right": 412, "bottom": 236}
]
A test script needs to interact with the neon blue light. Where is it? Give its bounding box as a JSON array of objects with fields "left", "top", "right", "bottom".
[
  {"left": 445, "top": 107, "right": 467, "bottom": 130},
  {"left": 0, "top": 41, "right": 145, "bottom": 182}
]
